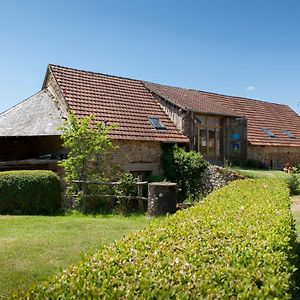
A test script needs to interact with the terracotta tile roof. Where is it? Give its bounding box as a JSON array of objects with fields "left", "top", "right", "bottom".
[
  {"left": 218, "top": 96, "right": 300, "bottom": 146},
  {"left": 145, "top": 82, "right": 300, "bottom": 147},
  {"left": 144, "top": 82, "right": 240, "bottom": 117},
  {"left": 48, "top": 65, "right": 189, "bottom": 143}
]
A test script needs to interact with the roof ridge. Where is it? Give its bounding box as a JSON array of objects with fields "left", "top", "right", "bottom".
[
  {"left": 48, "top": 64, "right": 142, "bottom": 83},
  {"left": 144, "top": 81, "right": 239, "bottom": 117},
  {"left": 145, "top": 81, "right": 289, "bottom": 108},
  {"left": 49, "top": 65, "right": 290, "bottom": 109}
]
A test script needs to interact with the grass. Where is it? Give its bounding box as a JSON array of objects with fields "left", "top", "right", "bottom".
[
  {"left": 229, "top": 166, "right": 291, "bottom": 179},
  {"left": 293, "top": 196, "right": 300, "bottom": 241},
  {"left": 0, "top": 214, "right": 150, "bottom": 299}
]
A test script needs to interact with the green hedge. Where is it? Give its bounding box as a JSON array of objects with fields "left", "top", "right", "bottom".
[
  {"left": 0, "top": 170, "right": 61, "bottom": 215},
  {"left": 13, "top": 179, "right": 297, "bottom": 298}
]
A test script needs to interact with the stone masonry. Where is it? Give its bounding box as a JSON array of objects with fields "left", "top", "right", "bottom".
[
  {"left": 201, "top": 165, "right": 244, "bottom": 196},
  {"left": 110, "top": 140, "right": 163, "bottom": 176},
  {"left": 248, "top": 144, "right": 300, "bottom": 169}
]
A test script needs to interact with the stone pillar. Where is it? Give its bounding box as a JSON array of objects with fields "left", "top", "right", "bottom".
[{"left": 148, "top": 182, "right": 177, "bottom": 216}]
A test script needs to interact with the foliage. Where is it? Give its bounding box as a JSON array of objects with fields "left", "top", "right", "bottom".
[
  {"left": 243, "top": 159, "right": 268, "bottom": 169},
  {"left": 0, "top": 170, "right": 61, "bottom": 215},
  {"left": 113, "top": 173, "right": 138, "bottom": 215},
  {"left": 162, "top": 144, "right": 208, "bottom": 199},
  {"left": 285, "top": 174, "right": 300, "bottom": 195},
  {"left": 59, "top": 112, "right": 116, "bottom": 200},
  {"left": 14, "top": 179, "right": 297, "bottom": 299},
  {"left": 291, "top": 164, "right": 300, "bottom": 174},
  {"left": 113, "top": 173, "right": 138, "bottom": 197},
  {"left": 243, "top": 158, "right": 260, "bottom": 169},
  {"left": 146, "top": 174, "right": 166, "bottom": 182}
]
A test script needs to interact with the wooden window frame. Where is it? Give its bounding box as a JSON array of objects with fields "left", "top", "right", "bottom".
[{"left": 195, "top": 115, "right": 222, "bottom": 161}]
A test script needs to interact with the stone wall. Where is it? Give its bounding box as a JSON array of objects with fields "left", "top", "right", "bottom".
[
  {"left": 43, "top": 69, "right": 68, "bottom": 116},
  {"left": 108, "top": 140, "right": 163, "bottom": 176},
  {"left": 248, "top": 144, "right": 300, "bottom": 169},
  {"left": 201, "top": 165, "right": 244, "bottom": 196}
]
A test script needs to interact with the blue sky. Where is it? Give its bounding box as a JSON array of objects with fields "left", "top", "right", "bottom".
[{"left": 0, "top": 0, "right": 300, "bottom": 113}]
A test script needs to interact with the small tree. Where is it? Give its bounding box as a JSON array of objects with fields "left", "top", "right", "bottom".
[{"left": 59, "top": 113, "right": 117, "bottom": 208}]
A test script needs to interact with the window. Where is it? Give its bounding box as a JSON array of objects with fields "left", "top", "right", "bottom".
[
  {"left": 207, "top": 117, "right": 220, "bottom": 126},
  {"left": 149, "top": 117, "right": 166, "bottom": 130},
  {"left": 283, "top": 130, "right": 296, "bottom": 139},
  {"left": 194, "top": 115, "right": 221, "bottom": 126},
  {"left": 194, "top": 115, "right": 206, "bottom": 125},
  {"left": 262, "top": 128, "right": 276, "bottom": 138},
  {"left": 195, "top": 115, "right": 222, "bottom": 161}
]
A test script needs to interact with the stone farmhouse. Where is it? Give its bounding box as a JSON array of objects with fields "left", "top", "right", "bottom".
[{"left": 0, "top": 64, "right": 300, "bottom": 176}]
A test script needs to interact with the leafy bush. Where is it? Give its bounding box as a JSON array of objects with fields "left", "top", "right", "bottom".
[
  {"left": 113, "top": 173, "right": 138, "bottom": 197},
  {"left": 285, "top": 174, "right": 300, "bottom": 195},
  {"left": 291, "top": 164, "right": 300, "bottom": 174},
  {"left": 146, "top": 174, "right": 166, "bottom": 182},
  {"left": 162, "top": 144, "right": 208, "bottom": 199},
  {"left": 14, "top": 179, "right": 297, "bottom": 299},
  {"left": 113, "top": 173, "right": 139, "bottom": 214},
  {"left": 243, "top": 159, "right": 268, "bottom": 169},
  {"left": 244, "top": 158, "right": 260, "bottom": 168},
  {"left": 0, "top": 170, "right": 61, "bottom": 215}
]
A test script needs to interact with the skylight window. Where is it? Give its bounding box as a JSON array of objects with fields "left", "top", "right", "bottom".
[
  {"left": 283, "top": 130, "right": 296, "bottom": 139},
  {"left": 149, "top": 117, "right": 166, "bottom": 130},
  {"left": 262, "top": 128, "right": 276, "bottom": 138}
]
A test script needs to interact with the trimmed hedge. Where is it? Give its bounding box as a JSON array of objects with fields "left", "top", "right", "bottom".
[
  {"left": 0, "top": 170, "right": 61, "bottom": 215},
  {"left": 13, "top": 179, "right": 297, "bottom": 298}
]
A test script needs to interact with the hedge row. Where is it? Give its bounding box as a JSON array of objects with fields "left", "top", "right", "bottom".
[
  {"left": 14, "top": 179, "right": 297, "bottom": 299},
  {"left": 0, "top": 170, "right": 61, "bottom": 215}
]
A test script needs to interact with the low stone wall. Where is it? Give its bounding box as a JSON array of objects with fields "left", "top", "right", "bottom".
[{"left": 201, "top": 165, "right": 244, "bottom": 196}]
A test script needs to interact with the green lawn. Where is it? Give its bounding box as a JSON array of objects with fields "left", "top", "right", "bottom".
[
  {"left": 293, "top": 196, "right": 300, "bottom": 242},
  {"left": 229, "top": 166, "right": 291, "bottom": 179},
  {"left": 0, "top": 214, "right": 150, "bottom": 299}
]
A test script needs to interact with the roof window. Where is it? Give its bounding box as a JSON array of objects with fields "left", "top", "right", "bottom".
[
  {"left": 149, "top": 117, "right": 166, "bottom": 130},
  {"left": 262, "top": 128, "right": 276, "bottom": 138},
  {"left": 283, "top": 130, "right": 296, "bottom": 139}
]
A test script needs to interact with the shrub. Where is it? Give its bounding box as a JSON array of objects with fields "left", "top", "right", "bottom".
[
  {"left": 113, "top": 173, "right": 138, "bottom": 197},
  {"left": 14, "top": 179, "right": 297, "bottom": 299},
  {"left": 285, "top": 174, "right": 300, "bottom": 195},
  {"left": 0, "top": 170, "right": 61, "bottom": 215},
  {"left": 162, "top": 144, "right": 208, "bottom": 199},
  {"left": 244, "top": 158, "right": 260, "bottom": 168},
  {"left": 146, "top": 174, "right": 166, "bottom": 182},
  {"left": 291, "top": 164, "right": 300, "bottom": 174},
  {"left": 113, "top": 173, "right": 139, "bottom": 214}
]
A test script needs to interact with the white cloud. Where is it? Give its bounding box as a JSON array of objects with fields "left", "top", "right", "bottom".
[{"left": 246, "top": 86, "right": 255, "bottom": 91}]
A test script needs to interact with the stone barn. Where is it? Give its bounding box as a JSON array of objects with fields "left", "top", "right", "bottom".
[
  {"left": 0, "top": 64, "right": 188, "bottom": 177},
  {"left": 1, "top": 64, "right": 300, "bottom": 172}
]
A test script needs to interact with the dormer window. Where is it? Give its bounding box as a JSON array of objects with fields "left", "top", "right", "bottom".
[
  {"left": 149, "top": 117, "right": 166, "bottom": 130},
  {"left": 283, "top": 130, "right": 296, "bottom": 139},
  {"left": 262, "top": 128, "right": 276, "bottom": 138}
]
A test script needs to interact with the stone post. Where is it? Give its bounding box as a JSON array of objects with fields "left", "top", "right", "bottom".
[{"left": 148, "top": 182, "right": 177, "bottom": 216}]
